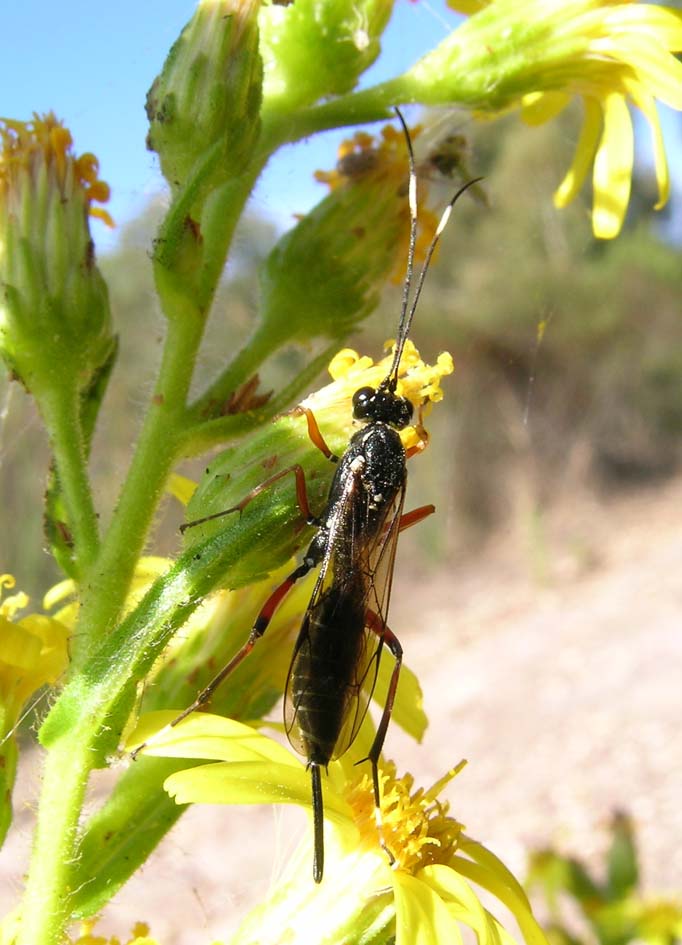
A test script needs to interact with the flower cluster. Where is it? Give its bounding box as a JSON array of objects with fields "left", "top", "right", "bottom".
[{"left": 444, "top": 0, "right": 682, "bottom": 237}]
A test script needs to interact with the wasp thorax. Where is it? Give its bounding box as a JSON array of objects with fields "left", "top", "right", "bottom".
[{"left": 352, "top": 385, "right": 414, "bottom": 429}]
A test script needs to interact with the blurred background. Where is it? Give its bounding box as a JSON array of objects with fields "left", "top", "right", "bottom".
[{"left": 1, "top": 2, "right": 681, "bottom": 943}]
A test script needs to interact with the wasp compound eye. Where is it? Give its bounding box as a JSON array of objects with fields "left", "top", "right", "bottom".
[
  {"left": 393, "top": 396, "right": 414, "bottom": 429},
  {"left": 352, "top": 386, "right": 375, "bottom": 420}
]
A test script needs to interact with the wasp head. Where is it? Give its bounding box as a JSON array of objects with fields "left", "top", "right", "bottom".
[{"left": 352, "top": 384, "right": 414, "bottom": 429}]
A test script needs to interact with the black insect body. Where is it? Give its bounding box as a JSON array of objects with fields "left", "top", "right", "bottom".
[
  {"left": 134, "top": 108, "right": 480, "bottom": 883},
  {"left": 285, "top": 389, "right": 415, "bottom": 880}
]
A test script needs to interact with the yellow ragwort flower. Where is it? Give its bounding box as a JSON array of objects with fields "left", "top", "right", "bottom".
[
  {"left": 305, "top": 339, "right": 454, "bottom": 454},
  {"left": 127, "top": 713, "right": 548, "bottom": 945},
  {"left": 0, "top": 574, "right": 69, "bottom": 731},
  {"left": 448, "top": 0, "right": 682, "bottom": 238}
]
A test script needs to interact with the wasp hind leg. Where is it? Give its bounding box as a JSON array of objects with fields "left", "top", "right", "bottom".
[
  {"left": 310, "top": 762, "right": 325, "bottom": 883},
  {"left": 361, "top": 611, "right": 404, "bottom": 870}
]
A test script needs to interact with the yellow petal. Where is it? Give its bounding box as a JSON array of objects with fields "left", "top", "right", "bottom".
[
  {"left": 445, "top": 0, "right": 490, "bottom": 13},
  {"left": 166, "top": 473, "right": 197, "bottom": 506},
  {"left": 601, "top": 5, "right": 682, "bottom": 52},
  {"left": 554, "top": 97, "right": 603, "bottom": 209},
  {"left": 447, "top": 857, "right": 549, "bottom": 945},
  {"left": 594, "top": 34, "right": 682, "bottom": 110},
  {"left": 126, "top": 711, "right": 299, "bottom": 767},
  {"left": 419, "top": 863, "right": 495, "bottom": 945},
  {"left": 164, "top": 759, "right": 353, "bottom": 827},
  {"left": 374, "top": 658, "right": 428, "bottom": 744},
  {"left": 521, "top": 91, "right": 571, "bottom": 126},
  {"left": 622, "top": 77, "right": 670, "bottom": 210},
  {"left": 393, "top": 869, "right": 464, "bottom": 945},
  {"left": 592, "top": 93, "right": 633, "bottom": 238},
  {"left": 458, "top": 836, "right": 531, "bottom": 909}
]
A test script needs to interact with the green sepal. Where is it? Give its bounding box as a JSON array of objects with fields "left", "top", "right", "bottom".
[
  {"left": 183, "top": 410, "right": 346, "bottom": 582},
  {"left": 606, "top": 811, "right": 639, "bottom": 902},
  {"left": 0, "top": 725, "right": 18, "bottom": 848},
  {"left": 256, "top": 175, "right": 404, "bottom": 350},
  {"left": 38, "top": 411, "right": 343, "bottom": 749},
  {"left": 259, "top": 0, "right": 394, "bottom": 114},
  {"left": 147, "top": 0, "right": 263, "bottom": 202}
]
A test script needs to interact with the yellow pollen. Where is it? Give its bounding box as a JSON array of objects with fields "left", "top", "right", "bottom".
[{"left": 345, "top": 760, "right": 467, "bottom": 875}]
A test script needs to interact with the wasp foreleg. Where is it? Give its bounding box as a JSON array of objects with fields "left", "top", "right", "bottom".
[{"left": 290, "top": 405, "right": 339, "bottom": 463}]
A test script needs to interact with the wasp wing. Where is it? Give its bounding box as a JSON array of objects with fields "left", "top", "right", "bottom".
[
  {"left": 284, "top": 463, "right": 406, "bottom": 764},
  {"left": 332, "top": 481, "right": 405, "bottom": 760}
]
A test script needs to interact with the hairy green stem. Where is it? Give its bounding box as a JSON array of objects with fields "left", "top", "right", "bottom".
[
  {"left": 39, "top": 384, "right": 100, "bottom": 580},
  {"left": 20, "top": 165, "right": 263, "bottom": 945},
  {"left": 16, "top": 734, "right": 93, "bottom": 945}
]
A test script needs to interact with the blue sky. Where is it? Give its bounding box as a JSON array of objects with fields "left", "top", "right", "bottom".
[
  {"left": 2, "top": 2, "right": 681, "bottom": 250},
  {"left": 0, "top": 1, "right": 464, "bottom": 253}
]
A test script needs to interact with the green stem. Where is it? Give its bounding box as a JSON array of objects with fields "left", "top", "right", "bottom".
[
  {"left": 19, "top": 156, "right": 263, "bottom": 945},
  {"left": 71, "top": 313, "right": 200, "bottom": 662},
  {"left": 187, "top": 323, "right": 282, "bottom": 421},
  {"left": 183, "top": 343, "right": 338, "bottom": 454},
  {"left": 17, "top": 735, "right": 92, "bottom": 945},
  {"left": 261, "top": 80, "right": 405, "bottom": 150},
  {"left": 39, "top": 384, "right": 100, "bottom": 577}
]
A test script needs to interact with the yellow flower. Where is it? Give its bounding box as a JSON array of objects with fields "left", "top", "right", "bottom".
[
  {"left": 71, "top": 918, "right": 161, "bottom": 945},
  {"left": 128, "top": 714, "right": 548, "bottom": 945},
  {"left": 0, "top": 574, "right": 69, "bottom": 729},
  {"left": 0, "top": 574, "right": 70, "bottom": 842},
  {"left": 0, "top": 914, "right": 165, "bottom": 945},
  {"left": 446, "top": 0, "right": 682, "bottom": 238},
  {"left": 305, "top": 339, "right": 454, "bottom": 453}
]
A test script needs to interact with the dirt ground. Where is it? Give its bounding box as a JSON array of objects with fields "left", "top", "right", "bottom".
[{"left": 2, "top": 474, "right": 681, "bottom": 943}]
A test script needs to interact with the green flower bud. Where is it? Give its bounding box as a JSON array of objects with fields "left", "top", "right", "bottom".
[
  {"left": 0, "top": 114, "right": 114, "bottom": 397},
  {"left": 146, "top": 0, "right": 262, "bottom": 197},
  {"left": 255, "top": 123, "right": 425, "bottom": 353},
  {"left": 259, "top": 0, "right": 394, "bottom": 114}
]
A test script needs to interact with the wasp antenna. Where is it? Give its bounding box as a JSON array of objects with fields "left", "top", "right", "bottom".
[
  {"left": 388, "top": 106, "right": 419, "bottom": 389},
  {"left": 400, "top": 174, "right": 484, "bottom": 345}
]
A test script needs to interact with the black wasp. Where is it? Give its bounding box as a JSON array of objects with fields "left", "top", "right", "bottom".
[{"left": 137, "top": 109, "right": 479, "bottom": 882}]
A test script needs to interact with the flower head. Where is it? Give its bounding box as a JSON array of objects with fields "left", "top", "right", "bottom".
[
  {"left": 259, "top": 120, "right": 442, "bottom": 352},
  {"left": 314, "top": 123, "right": 441, "bottom": 283},
  {"left": 128, "top": 714, "right": 548, "bottom": 945},
  {"left": 185, "top": 341, "right": 453, "bottom": 558},
  {"left": 305, "top": 340, "right": 454, "bottom": 453},
  {"left": 414, "top": 1, "right": 682, "bottom": 237},
  {"left": 146, "top": 0, "right": 262, "bottom": 195},
  {"left": 0, "top": 113, "right": 114, "bottom": 394},
  {"left": 259, "top": 0, "right": 394, "bottom": 113}
]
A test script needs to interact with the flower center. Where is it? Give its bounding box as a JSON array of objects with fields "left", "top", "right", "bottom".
[{"left": 345, "top": 759, "right": 467, "bottom": 874}]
